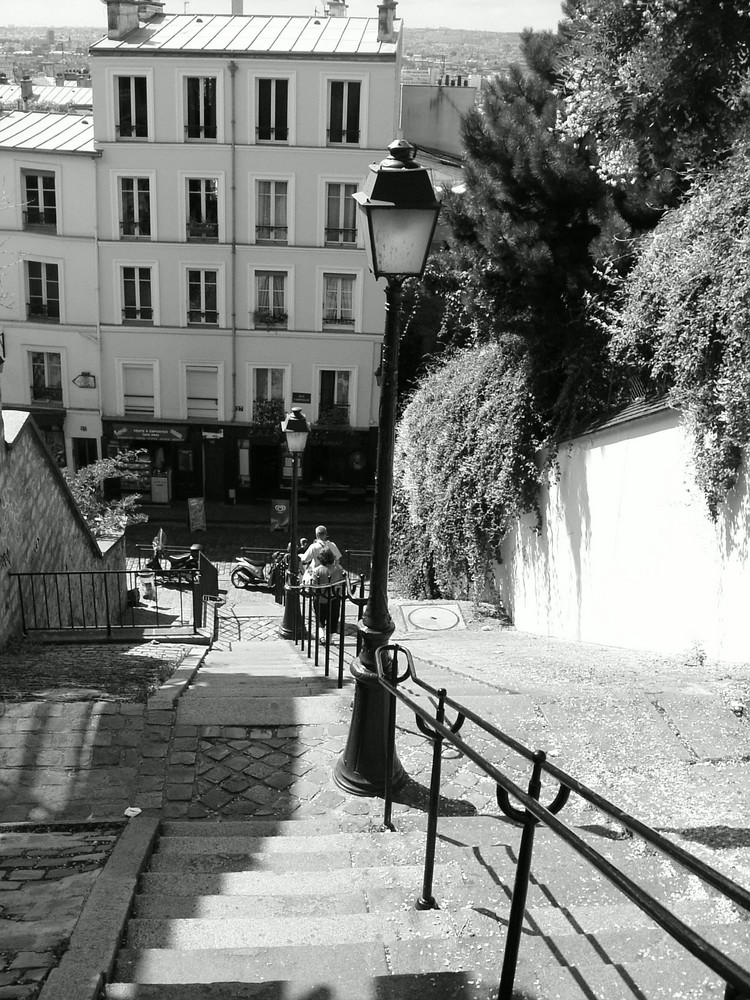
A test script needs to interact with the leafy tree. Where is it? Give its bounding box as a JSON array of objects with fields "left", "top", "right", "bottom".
[
  {"left": 64, "top": 452, "right": 148, "bottom": 538},
  {"left": 609, "top": 144, "right": 750, "bottom": 516},
  {"left": 392, "top": 29, "right": 628, "bottom": 595},
  {"left": 559, "top": 0, "right": 750, "bottom": 221}
]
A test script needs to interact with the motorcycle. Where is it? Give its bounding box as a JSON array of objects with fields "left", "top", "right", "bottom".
[
  {"left": 230, "top": 550, "right": 285, "bottom": 591},
  {"left": 146, "top": 529, "right": 201, "bottom": 582}
]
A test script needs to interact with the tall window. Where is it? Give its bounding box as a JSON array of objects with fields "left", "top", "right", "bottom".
[
  {"left": 323, "top": 274, "right": 354, "bottom": 328},
  {"left": 187, "top": 178, "right": 218, "bottom": 240},
  {"left": 254, "top": 272, "right": 287, "bottom": 327},
  {"left": 256, "top": 180, "right": 287, "bottom": 242},
  {"left": 122, "top": 267, "right": 153, "bottom": 323},
  {"left": 328, "top": 80, "right": 360, "bottom": 144},
  {"left": 187, "top": 269, "right": 218, "bottom": 325},
  {"left": 257, "top": 78, "right": 288, "bottom": 141},
  {"left": 252, "top": 366, "right": 286, "bottom": 423},
  {"left": 26, "top": 261, "right": 60, "bottom": 321},
  {"left": 23, "top": 171, "right": 56, "bottom": 230},
  {"left": 122, "top": 362, "right": 155, "bottom": 416},
  {"left": 325, "top": 183, "right": 356, "bottom": 245},
  {"left": 185, "top": 76, "right": 217, "bottom": 140},
  {"left": 30, "top": 351, "right": 62, "bottom": 405},
  {"left": 119, "top": 177, "right": 151, "bottom": 238},
  {"left": 186, "top": 365, "right": 219, "bottom": 420},
  {"left": 115, "top": 75, "right": 148, "bottom": 138},
  {"left": 319, "top": 369, "right": 351, "bottom": 425}
]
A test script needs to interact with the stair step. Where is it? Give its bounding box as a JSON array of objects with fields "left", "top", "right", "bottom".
[
  {"left": 125, "top": 909, "right": 455, "bottom": 950},
  {"left": 176, "top": 694, "right": 352, "bottom": 725},
  {"left": 114, "top": 941, "right": 390, "bottom": 985}
]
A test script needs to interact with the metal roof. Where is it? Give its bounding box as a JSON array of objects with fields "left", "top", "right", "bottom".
[
  {"left": 90, "top": 14, "right": 400, "bottom": 57},
  {"left": 0, "top": 111, "right": 97, "bottom": 155},
  {"left": 0, "top": 84, "right": 93, "bottom": 110}
]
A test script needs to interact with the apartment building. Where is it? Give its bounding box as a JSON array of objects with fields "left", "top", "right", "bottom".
[{"left": 0, "top": 0, "right": 402, "bottom": 503}]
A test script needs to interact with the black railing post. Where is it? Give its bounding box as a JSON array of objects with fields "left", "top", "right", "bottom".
[
  {"left": 382, "top": 647, "right": 399, "bottom": 831},
  {"left": 338, "top": 586, "right": 346, "bottom": 688},
  {"left": 498, "top": 749, "right": 546, "bottom": 1000},
  {"left": 416, "top": 687, "right": 446, "bottom": 911},
  {"left": 16, "top": 577, "right": 28, "bottom": 635},
  {"left": 103, "top": 575, "right": 112, "bottom": 638}
]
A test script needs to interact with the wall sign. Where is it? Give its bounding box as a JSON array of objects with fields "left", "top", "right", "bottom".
[{"left": 292, "top": 392, "right": 311, "bottom": 404}]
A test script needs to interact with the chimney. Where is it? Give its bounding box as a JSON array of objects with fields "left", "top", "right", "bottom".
[
  {"left": 377, "top": 0, "right": 397, "bottom": 42},
  {"left": 325, "top": 0, "right": 348, "bottom": 15},
  {"left": 106, "top": 0, "right": 140, "bottom": 40},
  {"left": 231, "top": 0, "right": 244, "bottom": 13},
  {"left": 20, "top": 76, "right": 33, "bottom": 103}
]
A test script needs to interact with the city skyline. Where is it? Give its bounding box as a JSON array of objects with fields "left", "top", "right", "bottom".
[{"left": 3, "top": 0, "right": 565, "bottom": 33}]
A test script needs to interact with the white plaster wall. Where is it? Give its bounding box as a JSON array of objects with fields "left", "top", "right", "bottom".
[{"left": 496, "top": 408, "right": 750, "bottom": 661}]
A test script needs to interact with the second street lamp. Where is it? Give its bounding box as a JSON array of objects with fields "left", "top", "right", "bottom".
[
  {"left": 334, "top": 139, "right": 441, "bottom": 796},
  {"left": 278, "top": 406, "right": 310, "bottom": 641}
]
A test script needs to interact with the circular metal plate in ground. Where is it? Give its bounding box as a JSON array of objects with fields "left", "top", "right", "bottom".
[{"left": 404, "top": 605, "right": 464, "bottom": 632}]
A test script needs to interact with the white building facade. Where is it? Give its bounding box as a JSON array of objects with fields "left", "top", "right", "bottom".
[{"left": 0, "top": 0, "right": 402, "bottom": 502}]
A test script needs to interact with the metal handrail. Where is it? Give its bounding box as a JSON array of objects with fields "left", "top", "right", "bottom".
[{"left": 375, "top": 642, "right": 750, "bottom": 1000}]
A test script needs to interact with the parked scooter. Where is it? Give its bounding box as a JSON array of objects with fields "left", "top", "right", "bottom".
[
  {"left": 146, "top": 529, "right": 201, "bottom": 582},
  {"left": 230, "top": 550, "right": 285, "bottom": 591}
]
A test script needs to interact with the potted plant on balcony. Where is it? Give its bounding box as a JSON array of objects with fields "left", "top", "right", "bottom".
[
  {"left": 252, "top": 398, "right": 285, "bottom": 427},
  {"left": 253, "top": 310, "right": 288, "bottom": 328}
]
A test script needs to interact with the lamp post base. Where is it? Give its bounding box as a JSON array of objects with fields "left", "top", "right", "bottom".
[
  {"left": 278, "top": 585, "right": 304, "bottom": 641},
  {"left": 333, "top": 620, "right": 407, "bottom": 797}
]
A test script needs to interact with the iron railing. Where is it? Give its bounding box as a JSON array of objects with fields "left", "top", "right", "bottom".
[
  {"left": 10, "top": 569, "right": 197, "bottom": 637},
  {"left": 375, "top": 643, "right": 750, "bottom": 1000}
]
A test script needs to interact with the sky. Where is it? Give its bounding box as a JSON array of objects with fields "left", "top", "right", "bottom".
[{"left": 4, "top": 0, "right": 565, "bottom": 33}]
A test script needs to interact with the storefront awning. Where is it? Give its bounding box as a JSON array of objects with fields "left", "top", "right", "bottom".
[{"left": 109, "top": 423, "right": 188, "bottom": 442}]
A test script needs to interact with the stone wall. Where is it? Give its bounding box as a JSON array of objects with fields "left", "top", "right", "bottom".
[{"left": 0, "top": 411, "right": 126, "bottom": 649}]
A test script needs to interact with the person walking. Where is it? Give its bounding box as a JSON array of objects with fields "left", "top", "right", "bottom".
[
  {"left": 312, "top": 546, "right": 345, "bottom": 633},
  {"left": 301, "top": 525, "right": 342, "bottom": 570}
]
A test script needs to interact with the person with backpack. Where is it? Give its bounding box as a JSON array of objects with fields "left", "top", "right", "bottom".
[{"left": 312, "top": 545, "right": 345, "bottom": 632}]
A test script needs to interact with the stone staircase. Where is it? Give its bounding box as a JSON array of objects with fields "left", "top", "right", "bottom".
[
  {"left": 101, "top": 635, "right": 750, "bottom": 999},
  {"left": 104, "top": 813, "right": 749, "bottom": 999}
]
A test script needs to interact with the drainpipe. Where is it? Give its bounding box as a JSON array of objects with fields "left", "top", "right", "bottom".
[{"left": 229, "top": 60, "right": 238, "bottom": 424}]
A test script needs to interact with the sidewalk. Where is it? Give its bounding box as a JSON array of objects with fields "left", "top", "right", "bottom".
[{"left": 1, "top": 609, "right": 749, "bottom": 998}]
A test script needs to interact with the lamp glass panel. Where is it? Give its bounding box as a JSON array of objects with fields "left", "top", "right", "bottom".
[
  {"left": 367, "top": 206, "right": 438, "bottom": 276},
  {"left": 285, "top": 430, "right": 309, "bottom": 454}
]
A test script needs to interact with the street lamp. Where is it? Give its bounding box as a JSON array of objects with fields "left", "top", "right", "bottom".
[
  {"left": 334, "top": 139, "right": 441, "bottom": 796},
  {"left": 278, "top": 406, "right": 310, "bottom": 641}
]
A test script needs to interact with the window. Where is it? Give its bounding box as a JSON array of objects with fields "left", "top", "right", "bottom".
[
  {"left": 115, "top": 75, "right": 148, "bottom": 138},
  {"left": 121, "top": 362, "right": 156, "bottom": 416},
  {"left": 323, "top": 273, "right": 354, "bottom": 328},
  {"left": 187, "top": 269, "right": 218, "bottom": 325},
  {"left": 30, "top": 350, "right": 62, "bottom": 405},
  {"left": 319, "top": 369, "right": 351, "bottom": 425},
  {"left": 254, "top": 272, "right": 287, "bottom": 327},
  {"left": 23, "top": 170, "right": 56, "bottom": 230},
  {"left": 256, "top": 180, "right": 287, "bottom": 243},
  {"left": 185, "top": 76, "right": 217, "bottom": 140},
  {"left": 251, "top": 366, "right": 286, "bottom": 423},
  {"left": 26, "top": 261, "right": 60, "bottom": 321},
  {"left": 257, "top": 78, "right": 288, "bottom": 141},
  {"left": 328, "top": 80, "right": 360, "bottom": 144},
  {"left": 122, "top": 266, "right": 153, "bottom": 323},
  {"left": 325, "top": 182, "right": 357, "bottom": 245},
  {"left": 119, "top": 177, "right": 151, "bottom": 238},
  {"left": 187, "top": 178, "right": 219, "bottom": 240},
  {"left": 186, "top": 365, "right": 219, "bottom": 420}
]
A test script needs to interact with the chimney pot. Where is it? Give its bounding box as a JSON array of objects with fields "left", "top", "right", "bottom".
[
  {"left": 377, "top": 0, "right": 397, "bottom": 42},
  {"left": 231, "top": 0, "right": 244, "bottom": 13}
]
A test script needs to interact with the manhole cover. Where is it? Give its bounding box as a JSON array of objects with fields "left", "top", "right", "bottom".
[{"left": 400, "top": 604, "right": 466, "bottom": 632}]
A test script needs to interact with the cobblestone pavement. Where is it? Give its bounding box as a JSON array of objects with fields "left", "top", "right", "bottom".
[{"left": 0, "top": 824, "right": 121, "bottom": 999}]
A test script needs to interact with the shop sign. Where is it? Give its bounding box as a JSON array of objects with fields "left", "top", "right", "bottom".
[
  {"left": 112, "top": 423, "right": 187, "bottom": 442},
  {"left": 202, "top": 429, "right": 224, "bottom": 440}
]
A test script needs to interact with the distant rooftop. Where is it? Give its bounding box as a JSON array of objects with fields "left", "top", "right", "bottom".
[
  {"left": 90, "top": 13, "right": 400, "bottom": 58},
  {"left": 0, "top": 111, "right": 96, "bottom": 154},
  {"left": 0, "top": 83, "right": 93, "bottom": 111}
]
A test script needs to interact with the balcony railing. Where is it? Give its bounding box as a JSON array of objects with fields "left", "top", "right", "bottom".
[
  {"left": 27, "top": 301, "right": 60, "bottom": 321},
  {"left": 30, "top": 384, "right": 63, "bottom": 406},
  {"left": 324, "top": 227, "right": 356, "bottom": 245},
  {"left": 322, "top": 313, "right": 354, "bottom": 328},
  {"left": 186, "top": 220, "right": 219, "bottom": 241},
  {"left": 327, "top": 128, "right": 360, "bottom": 144},
  {"left": 256, "top": 126, "right": 288, "bottom": 142},
  {"left": 122, "top": 307, "right": 153, "bottom": 324},
  {"left": 253, "top": 309, "right": 287, "bottom": 328},
  {"left": 120, "top": 221, "right": 150, "bottom": 239},
  {"left": 255, "top": 225, "right": 288, "bottom": 243},
  {"left": 316, "top": 403, "right": 350, "bottom": 426},
  {"left": 187, "top": 310, "right": 219, "bottom": 326},
  {"left": 23, "top": 209, "right": 56, "bottom": 230}
]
